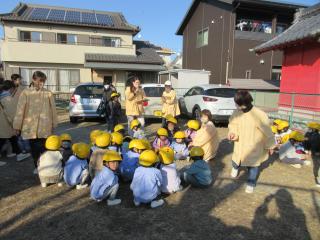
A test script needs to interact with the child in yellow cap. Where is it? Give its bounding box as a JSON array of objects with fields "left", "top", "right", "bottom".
[
  {"left": 130, "top": 150, "right": 164, "bottom": 208},
  {"left": 185, "top": 120, "right": 200, "bottom": 146},
  {"left": 60, "top": 133, "right": 73, "bottom": 166},
  {"left": 89, "top": 133, "right": 111, "bottom": 178},
  {"left": 304, "top": 122, "right": 320, "bottom": 156},
  {"left": 158, "top": 147, "right": 182, "bottom": 194},
  {"left": 130, "top": 119, "right": 146, "bottom": 139},
  {"left": 279, "top": 131, "right": 311, "bottom": 169},
  {"left": 180, "top": 147, "right": 212, "bottom": 188},
  {"left": 165, "top": 116, "right": 179, "bottom": 143},
  {"left": 64, "top": 143, "right": 90, "bottom": 189},
  {"left": 152, "top": 128, "right": 170, "bottom": 151},
  {"left": 170, "top": 131, "right": 189, "bottom": 160},
  {"left": 90, "top": 151, "right": 122, "bottom": 206},
  {"left": 38, "top": 135, "right": 63, "bottom": 188}
]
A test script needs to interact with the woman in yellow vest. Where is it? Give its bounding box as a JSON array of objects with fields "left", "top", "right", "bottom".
[
  {"left": 125, "top": 76, "right": 146, "bottom": 135},
  {"left": 161, "top": 81, "right": 180, "bottom": 125},
  {"left": 228, "top": 90, "right": 275, "bottom": 194}
]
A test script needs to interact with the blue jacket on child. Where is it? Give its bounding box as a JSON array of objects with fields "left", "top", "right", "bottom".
[
  {"left": 170, "top": 142, "right": 189, "bottom": 160},
  {"left": 90, "top": 166, "right": 118, "bottom": 201},
  {"left": 130, "top": 166, "right": 162, "bottom": 203},
  {"left": 64, "top": 155, "right": 88, "bottom": 186},
  {"left": 186, "top": 160, "right": 212, "bottom": 186},
  {"left": 120, "top": 150, "right": 140, "bottom": 181}
]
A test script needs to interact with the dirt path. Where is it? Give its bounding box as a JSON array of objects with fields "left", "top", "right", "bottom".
[{"left": 0, "top": 119, "right": 319, "bottom": 240}]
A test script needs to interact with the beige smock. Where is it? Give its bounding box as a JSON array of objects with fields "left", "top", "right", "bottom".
[
  {"left": 228, "top": 107, "right": 275, "bottom": 167},
  {"left": 193, "top": 121, "right": 219, "bottom": 161},
  {"left": 13, "top": 87, "right": 57, "bottom": 139},
  {"left": 161, "top": 89, "right": 180, "bottom": 117},
  {"left": 0, "top": 95, "right": 15, "bottom": 138},
  {"left": 125, "top": 86, "right": 145, "bottom": 116}
]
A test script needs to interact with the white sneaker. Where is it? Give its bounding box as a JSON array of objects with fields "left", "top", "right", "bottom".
[
  {"left": 290, "top": 164, "right": 302, "bottom": 169},
  {"left": 303, "top": 160, "right": 311, "bottom": 166},
  {"left": 41, "top": 183, "right": 48, "bottom": 188},
  {"left": 107, "top": 199, "right": 121, "bottom": 206},
  {"left": 231, "top": 167, "right": 239, "bottom": 178},
  {"left": 0, "top": 161, "right": 7, "bottom": 167},
  {"left": 245, "top": 185, "right": 255, "bottom": 194},
  {"left": 76, "top": 184, "right": 88, "bottom": 190},
  {"left": 33, "top": 168, "right": 38, "bottom": 174},
  {"left": 16, "top": 153, "right": 31, "bottom": 162},
  {"left": 134, "top": 200, "right": 141, "bottom": 207},
  {"left": 316, "top": 183, "right": 320, "bottom": 188},
  {"left": 151, "top": 199, "right": 165, "bottom": 208},
  {"left": 7, "top": 153, "right": 16, "bottom": 158},
  {"left": 57, "top": 182, "right": 63, "bottom": 187}
]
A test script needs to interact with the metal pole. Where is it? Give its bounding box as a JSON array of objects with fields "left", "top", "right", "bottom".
[{"left": 290, "top": 93, "right": 295, "bottom": 126}]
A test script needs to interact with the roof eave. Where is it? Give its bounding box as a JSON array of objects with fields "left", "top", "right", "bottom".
[{"left": 0, "top": 18, "right": 139, "bottom": 33}]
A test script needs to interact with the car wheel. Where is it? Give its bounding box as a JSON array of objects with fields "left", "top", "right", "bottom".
[
  {"left": 70, "top": 117, "right": 78, "bottom": 124},
  {"left": 193, "top": 107, "right": 201, "bottom": 121}
]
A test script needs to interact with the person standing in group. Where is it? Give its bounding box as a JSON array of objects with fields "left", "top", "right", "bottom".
[
  {"left": 107, "top": 92, "right": 122, "bottom": 132},
  {"left": 102, "top": 78, "right": 117, "bottom": 123},
  {"left": 10, "top": 74, "right": 31, "bottom": 160},
  {"left": 13, "top": 71, "right": 58, "bottom": 174},
  {"left": 228, "top": 90, "right": 275, "bottom": 194},
  {"left": 125, "top": 76, "right": 146, "bottom": 135},
  {"left": 161, "top": 81, "right": 180, "bottom": 127}
]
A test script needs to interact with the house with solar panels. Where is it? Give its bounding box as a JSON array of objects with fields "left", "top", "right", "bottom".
[{"left": 0, "top": 3, "right": 166, "bottom": 93}]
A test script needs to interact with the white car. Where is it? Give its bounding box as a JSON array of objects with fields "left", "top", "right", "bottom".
[
  {"left": 141, "top": 83, "right": 165, "bottom": 118},
  {"left": 69, "top": 83, "right": 104, "bottom": 123},
  {"left": 179, "top": 84, "right": 237, "bottom": 122}
]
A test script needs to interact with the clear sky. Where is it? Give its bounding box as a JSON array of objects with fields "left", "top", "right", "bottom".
[{"left": 0, "top": 0, "right": 318, "bottom": 54}]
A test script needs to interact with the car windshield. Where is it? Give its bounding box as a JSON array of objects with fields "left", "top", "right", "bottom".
[
  {"left": 205, "top": 88, "right": 236, "bottom": 98},
  {"left": 143, "top": 87, "right": 165, "bottom": 97},
  {"left": 74, "top": 85, "right": 104, "bottom": 98}
]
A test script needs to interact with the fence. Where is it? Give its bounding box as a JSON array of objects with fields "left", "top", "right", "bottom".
[{"left": 251, "top": 91, "right": 320, "bottom": 129}]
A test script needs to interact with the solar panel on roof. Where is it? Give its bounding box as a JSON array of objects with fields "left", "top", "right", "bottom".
[
  {"left": 65, "top": 11, "right": 81, "bottom": 23},
  {"left": 96, "top": 14, "right": 114, "bottom": 26},
  {"left": 47, "top": 9, "right": 65, "bottom": 22},
  {"left": 30, "top": 8, "right": 50, "bottom": 20},
  {"left": 81, "top": 12, "right": 97, "bottom": 24}
]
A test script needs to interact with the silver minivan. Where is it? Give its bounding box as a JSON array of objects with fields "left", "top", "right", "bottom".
[{"left": 69, "top": 83, "right": 104, "bottom": 123}]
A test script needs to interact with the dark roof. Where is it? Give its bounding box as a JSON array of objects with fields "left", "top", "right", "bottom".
[
  {"left": 85, "top": 41, "right": 164, "bottom": 65},
  {"left": 0, "top": 2, "right": 139, "bottom": 33},
  {"left": 176, "top": 0, "right": 307, "bottom": 35},
  {"left": 254, "top": 3, "right": 320, "bottom": 53}
]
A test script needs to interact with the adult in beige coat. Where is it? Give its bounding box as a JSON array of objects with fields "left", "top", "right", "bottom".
[
  {"left": 0, "top": 82, "right": 20, "bottom": 165},
  {"left": 228, "top": 90, "right": 275, "bottom": 193},
  {"left": 161, "top": 80, "right": 180, "bottom": 126},
  {"left": 191, "top": 109, "right": 219, "bottom": 161},
  {"left": 125, "top": 76, "right": 145, "bottom": 135},
  {"left": 13, "top": 71, "right": 57, "bottom": 173}
]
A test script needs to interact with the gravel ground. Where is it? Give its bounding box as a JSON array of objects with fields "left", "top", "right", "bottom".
[{"left": 0, "top": 116, "right": 320, "bottom": 240}]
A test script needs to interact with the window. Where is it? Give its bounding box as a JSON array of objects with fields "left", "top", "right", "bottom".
[
  {"left": 205, "top": 88, "right": 236, "bottom": 98},
  {"left": 185, "top": 87, "right": 204, "bottom": 96},
  {"left": 271, "top": 66, "right": 282, "bottom": 81},
  {"left": 57, "top": 33, "right": 77, "bottom": 44},
  {"left": 20, "top": 68, "right": 80, "bottom": 92},
  {"left": 20, "top": 31, "right": 42, "bottom": 42},
  {"left": 74, "top": 85, "right": 104, "bottom": 98},
  {"left": 143, "top": 87, "right": 165, "bottom": 97},
  {"left": 196, "top": 28, "right": 209, "bottom": 48},
  {"left": 236, "top": 19, "right": 272, "bottom": 34},
  {"left": 102, "top": 37, "right": 121, "bottom": 47},
  {"left": 58, "top": 69, "right": 80, "bottom": 92},
  {"left": 245, "top": 70, "right": 252, "bottom": 79}
]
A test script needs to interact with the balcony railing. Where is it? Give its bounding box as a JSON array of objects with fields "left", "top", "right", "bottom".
[{"left": 6, "top": 37, "right": 135, "bottom": 49}]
